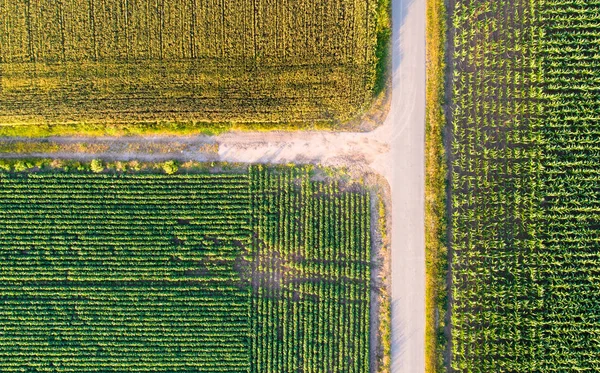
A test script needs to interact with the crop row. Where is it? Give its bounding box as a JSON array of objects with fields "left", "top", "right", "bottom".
[
  {"left": 0, "top": 165, "right": 372, "bottom": 372},
  {"left": 450, "top": 0, "right": 600, "bottom": 371},
  {"left": 249, "top": 167, "right": 370, "bottom": 373}
]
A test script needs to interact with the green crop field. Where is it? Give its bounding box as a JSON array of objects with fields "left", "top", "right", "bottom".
[
  {"left": 449, "top": 0, "right": 600, "bottom": 371},
  {"left": 0, "top": 164, "right": 371, "bottom": 372},
  {"left": 0, "top": 0, "right": 387, "bottom": 135}
]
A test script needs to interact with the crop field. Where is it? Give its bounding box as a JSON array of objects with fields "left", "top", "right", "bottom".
[
  {"left": 0, "top": 164, "right": 371, "bottom": 372},
  {"left": 0, "top": 0, "right": 385, "bottom": 134},
  {"left": 449, "top": 0, "right": 600, "bottom": 371}
]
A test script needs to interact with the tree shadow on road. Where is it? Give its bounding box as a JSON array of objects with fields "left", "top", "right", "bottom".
[
  {"left": 391, "top": 0, "right": 417, "bottom": 81},
  {"left": 391, "top": 298, "right": 411, "bottom": 372}
]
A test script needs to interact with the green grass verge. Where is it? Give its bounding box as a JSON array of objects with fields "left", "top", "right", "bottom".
[
  {"left": 377, "top": 197, "right": 391, "bottom": 373},
  {"left": 0, "top": 120, "right": 338, "bottom": 138},
  {"left": 425, "top": 0, "right": 448, "bottom": 371}
]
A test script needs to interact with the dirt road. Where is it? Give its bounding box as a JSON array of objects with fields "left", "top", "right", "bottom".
[{"left": 386, "top": 0, "right": 426, "bottom": 372}]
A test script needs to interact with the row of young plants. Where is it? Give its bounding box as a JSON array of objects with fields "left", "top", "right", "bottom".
[
  {"left": 0, "top": 170, "right": 254, "bottom": 372},
  {"left": 449, "top": 0, "right": 600, "bottom": 371},
  {"left": 534, "top": 1, "right": 600, "bottom": 370},
  {"left": 0, "top": 163, "right": 372, "bottom": 372},
  {"left": 250, "top": 166, "right": 371, "bottom": 373}
]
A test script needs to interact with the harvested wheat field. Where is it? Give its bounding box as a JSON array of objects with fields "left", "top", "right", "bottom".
[{"left": 0, "top": 0, "right": 386, "bottom": 135}]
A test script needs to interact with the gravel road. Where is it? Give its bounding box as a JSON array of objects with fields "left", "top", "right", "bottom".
[{"left": 387, "top": 0, "right": 426, "bottom": 372}]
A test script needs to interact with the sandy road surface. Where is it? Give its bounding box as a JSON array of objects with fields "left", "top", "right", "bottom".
[{"left": 0, "top": 0, "right": 426, "bottom": 370}]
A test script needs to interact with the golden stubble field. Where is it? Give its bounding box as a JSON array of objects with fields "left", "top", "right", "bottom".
[{"left": 0, "top": 0, "right": 383, "bottom": 134}]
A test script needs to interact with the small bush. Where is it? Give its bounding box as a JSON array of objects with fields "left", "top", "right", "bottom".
[
  {"left": 90, "top": 159, "right": 104, "bottom": 173},
  {"left": 128, "top": 161, "right": 142, "bottom": 171},
  {"left": 14, "top": 161, "right": 31, "bottom": 172},
  {"left": 162, "top": 161, "right": 178, "bottom": 175}
]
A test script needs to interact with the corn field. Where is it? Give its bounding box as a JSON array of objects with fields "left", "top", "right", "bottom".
[
  {"left": 0, "top": 165, "right": 371, "bottom": 372},
  {"left": 0, "top": 0, "right": 381, "bottom": 131},
  {"left": 450, "top": 0, "right": 600, "bottom": 371}
]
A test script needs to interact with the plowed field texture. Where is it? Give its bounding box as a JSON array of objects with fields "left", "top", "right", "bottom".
[
  {"left": 0, "top": 165, "right": 371, "bottom": 372},
  {"left": 449, "top": 0, "right": 600, "bottom": 372},
  {"left": 0, "top": 0, "right": 386, "bottom": 135}
]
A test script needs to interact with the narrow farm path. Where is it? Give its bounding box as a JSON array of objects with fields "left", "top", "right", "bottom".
[{"left": 0, "top": 0, "right": 426, "bottom": 371}]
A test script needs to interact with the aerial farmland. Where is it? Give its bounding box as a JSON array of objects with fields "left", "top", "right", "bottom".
[
  {"left": 0, "top": 0, "right": 395, "bottom": 372},
  {"left": 0, "top": 162, "right": 374, "bottom": 372},
  {"left": 441, "top": 0, "right": 600, "bottom": 371}
]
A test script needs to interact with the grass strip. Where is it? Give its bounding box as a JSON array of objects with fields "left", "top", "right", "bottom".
[{"left": 425, "top": 0, "right": 448, "bottom": 371}]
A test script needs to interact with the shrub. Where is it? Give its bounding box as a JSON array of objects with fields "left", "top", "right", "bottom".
[
  {"left": 162, "top": 161, "right": 178, "bottom": 175},
  {"left": 90, "top": 159, "right": 104, "bottom": 173},
  {"left": 14, "top": 161, "right": 31, "bottom": 172}
]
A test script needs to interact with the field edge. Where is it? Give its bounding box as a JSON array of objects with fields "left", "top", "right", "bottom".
[
  {"left": 356, "top": 0, "right": 393, "bottom": 133},
  {"left": 425, "top": 0, "right": 448, "bottom": 371},
  {"left": 367, "top": 173, "right": 392, "bottom": 373},
  {"left": 0, "top": 157, "right": 391, "bottom": 372}
]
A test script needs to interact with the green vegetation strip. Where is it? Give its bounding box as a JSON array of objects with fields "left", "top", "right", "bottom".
[
  {"left": 0, "top": 139, "right": 219, "bottom": 155},
  {"left": 0, "top": 163, "right": 371, "bottom": 372},
  {"left": 425, "top": 0, "right": 447, "bottom": 371},
  {"left": 0, "top": 0, "right": 388, "bottom": 135},
  {"left": 450, "top": 0, "right": 600, "bottom": 371}
]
